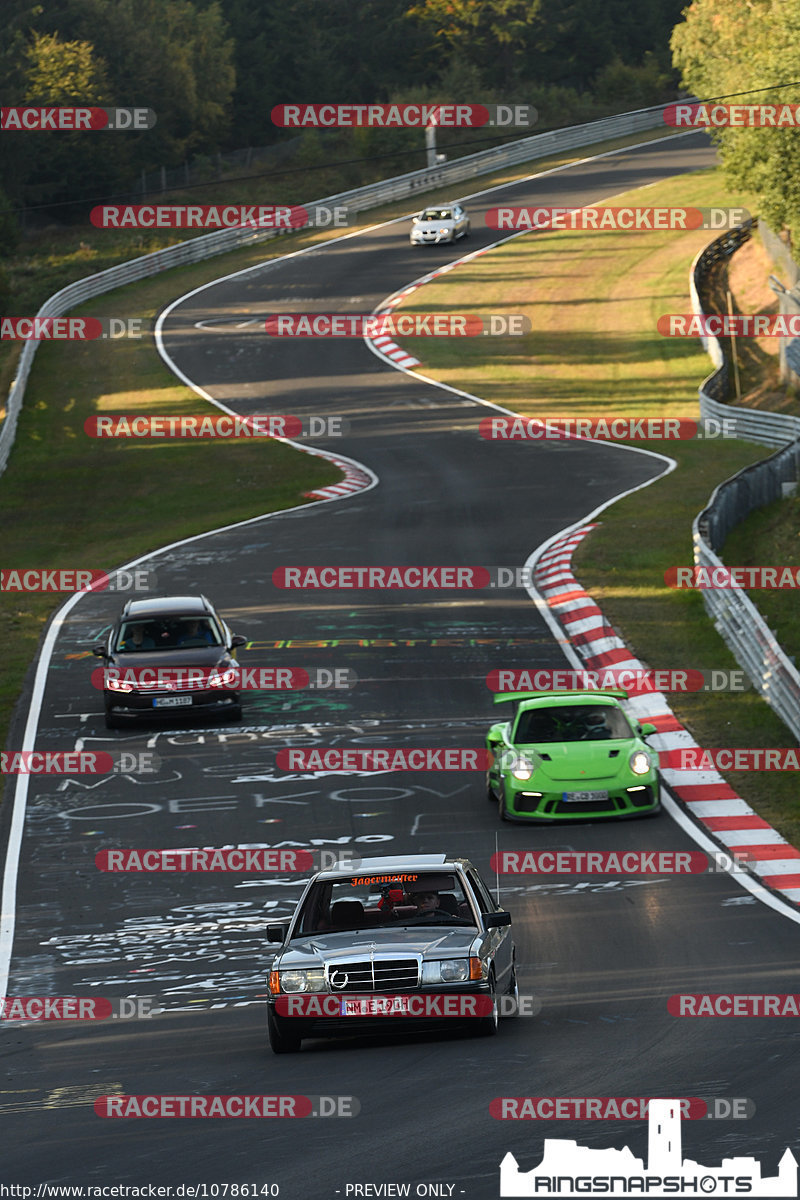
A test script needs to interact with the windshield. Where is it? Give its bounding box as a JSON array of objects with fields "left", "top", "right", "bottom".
[
  {"left": 116, "top": 615, "right": 223, "bottom": 653},
  {"left": 294, "top": 872, "right": 477, "bottom": 934},
  {"left": 419, "top": 209, "right": 452, "bottom": 221},
  {"left": 514, "top": 703, "right": 632, "bottom": 744}
]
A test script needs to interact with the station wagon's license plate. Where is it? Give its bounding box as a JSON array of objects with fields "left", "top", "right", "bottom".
[
  {"left": 339, "top": 996, "right": 411, "bottom": 1017},
  {"left": 153, "top": 696, "right": 193, "bottom": 708},
  {"left": 562, "top": 790, "right": 609, "bottom": 803}
]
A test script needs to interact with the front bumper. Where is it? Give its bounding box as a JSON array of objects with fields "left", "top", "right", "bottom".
[
  {"left": 104, "top": 689, "right": 240, "bottom": 720},
  {"left": 267, "top": 982, "right": 494, "bottom": 1036},
  {"left": 502, "top": 778, "right": 660, "bottom": 821}
]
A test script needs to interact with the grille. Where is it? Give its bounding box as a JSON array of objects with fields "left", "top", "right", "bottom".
[{"left": 327, "top": 958, "right": 419, "bottom": 992}]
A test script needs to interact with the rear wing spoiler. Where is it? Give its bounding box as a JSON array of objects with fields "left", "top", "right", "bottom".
[{"left": 493, "top": 689, "right": 628, "bottom": 705}]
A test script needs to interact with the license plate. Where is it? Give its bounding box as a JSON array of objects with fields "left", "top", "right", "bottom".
[
  {"left": 562, "top": 790, "right": 609, "bottom": 803},
  {"left": 153, "top": 695, "right": 193, "bottom": 708},
  {"left": 340, "top": 996, "right": 411, "bottom": 1017}
]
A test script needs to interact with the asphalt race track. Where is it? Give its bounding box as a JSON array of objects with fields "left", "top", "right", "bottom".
[{"left": 4, "top": 132, "right": 800, "bottom": 1196}]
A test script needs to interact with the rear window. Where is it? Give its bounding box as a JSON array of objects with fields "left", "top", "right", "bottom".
[{"left": 514, "top": 703, "right": 632, "bottom": 744}]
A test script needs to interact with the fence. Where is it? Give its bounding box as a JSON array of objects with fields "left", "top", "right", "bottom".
[
  {"left": 691, "top": 222, "right": 800, "bottom": 741},
  {"left": 0, "top": 100, "right": 670, "bottom": 477}
]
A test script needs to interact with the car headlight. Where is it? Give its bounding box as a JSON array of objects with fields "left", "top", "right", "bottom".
[
  {"left": 208, "top": 666, "right": 238, "bottom": 688},
  {"left": 629, "top": 750, "right": 652, "bottom": 776},
  {"left": 107, "top": 677, "right": 134, "bottom": 693},
  {"left": 274, "top": 968, "right": 326, "bottom": 994},
  {"left": 510, "top": 754, "right": 536, "bottom": 781},
  {"left": 421, "top": 960, "right": 470, "bottom": 984}
]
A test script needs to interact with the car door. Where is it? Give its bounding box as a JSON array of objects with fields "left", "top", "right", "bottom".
[{"left": 466, "top": 867, "right": 513, "bottom": 992}]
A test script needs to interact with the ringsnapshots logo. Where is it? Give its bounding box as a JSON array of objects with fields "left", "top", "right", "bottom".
[
  {"left": 1, "top": 567, "right": 154, "bottom": 593},
  {"left": 479, "top": 416, "right": 736, "bottom": 441},
  {"left": 264, "top": 313, "right": 529, "bottom": 337},
  {"left": 1, "top": 106, "right": 156, "bottom": 130},
  {"left": 90, "top": 204, "right": 348, "bottom": 230},
  {"left": 485, "top": 207, "right": 750, "bottom": 232},
  {"left": 83, "top": 414, "right": 347, "bottom": 439},
  {"left": 271, "top": 103, "right": 536, "bottom": 128},
  {"left": 499, "top": 1098, "right": 796, "bottom": 1197}
]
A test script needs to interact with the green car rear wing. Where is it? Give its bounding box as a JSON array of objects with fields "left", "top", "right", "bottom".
[{"left": 493, "top": 689, "right": 629, "bottom": 705}]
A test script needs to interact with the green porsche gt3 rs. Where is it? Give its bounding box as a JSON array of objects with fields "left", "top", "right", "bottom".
[{"left": 485, "top": 689, "right": 660, "bottom": 822}]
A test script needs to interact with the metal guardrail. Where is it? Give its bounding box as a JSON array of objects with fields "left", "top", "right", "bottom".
[
  {"left": 0, "top": 102, "right": 670, "bottom": 478},
  {"left": 691, "top": 222, "right": 800, "bottom": 741}
]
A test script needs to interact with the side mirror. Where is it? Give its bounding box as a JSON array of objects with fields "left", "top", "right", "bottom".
[
  {"left": 266, "top": 923, "right": 288, "bottom": 943},
  {"left": 92, "top": 644, "right": 107, "bottom": 658},
  {"left": 639, "top": 722, "right": 656, "bottom": 736},
  {"left": 484, "top": 911, "right": 511, "bottom": 928},
  {"left": 230, "top": 634, "right": 247, "bottom": 649}
]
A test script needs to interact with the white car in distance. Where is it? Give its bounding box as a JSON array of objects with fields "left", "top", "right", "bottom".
[{"left": 410, "top": 203, "right": 470, "bottom": 245}]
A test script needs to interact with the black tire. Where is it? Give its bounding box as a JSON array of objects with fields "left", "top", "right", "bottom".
[
  {"left": 463, "top": 221, "right": 471, "bottom": 238},
  {"left": 498, "top": 785, "right": 510, "bottom": 822},
  {"left": 505, "top": 959, "right": 519, "bottom": 1015},
  {"left": 228, "top": 704, "right": 243, "bottom": 723},
  {"left": 267, "top": 1006, "right": 302, "bottom": 1054},
  {"left": 104, "top": 709, "right": 122, "bottom": 730},
  {"left": 474, "top": 974, "right": 499, "bottom": 1037}
]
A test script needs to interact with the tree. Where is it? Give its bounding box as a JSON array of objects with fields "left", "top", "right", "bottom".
[{"left": 672, "top": 0, "right": 800, "bottom": 242}]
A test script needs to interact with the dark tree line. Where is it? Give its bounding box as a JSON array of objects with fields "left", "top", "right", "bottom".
[{"left": 0, "top": 0, "right": 685, "bottom": 230}]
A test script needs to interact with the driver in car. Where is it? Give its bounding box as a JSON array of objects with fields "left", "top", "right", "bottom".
[{"left": 408, "top": 890, "right": 446, "bottom": 916}]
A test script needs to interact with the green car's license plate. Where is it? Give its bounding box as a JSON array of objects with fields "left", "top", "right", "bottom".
[{"left": 562, "top": 790, "right": 609, "bottom": 803}]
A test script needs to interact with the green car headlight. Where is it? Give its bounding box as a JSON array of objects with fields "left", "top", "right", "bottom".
[
  {"left": 421, "top": 960, "right": 470, "bottom": 984},
  {"left": 510, "top": 754, "right": 536, "bottom": 781},
  {"left": 629, "top": 750, "right": 652, "bottom": 776},
  {"left": 278, "top": 968, "right": 326, "bottom": 993}
]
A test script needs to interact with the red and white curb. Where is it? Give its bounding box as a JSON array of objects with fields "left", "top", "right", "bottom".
[
  {"left": 303, "top": 454, "right": 374, "bottom": 500},
  {"left": 365, "top": 246, "right": 492, "bottom": 371},
  {"left": 533, "top": 524, "right": 800, "bottom": 905}
]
